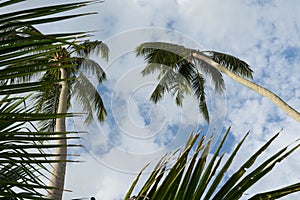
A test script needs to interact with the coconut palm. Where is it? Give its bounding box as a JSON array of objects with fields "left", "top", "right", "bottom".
[
  {"left": 126, "top": 127, "right": 300, "bottom": 200},
  {"left": 0, "top": 0, "right": 103, "bottom": 199},
  {"left": 42, "top": 39, "right": 109, "bottom": 200},
  {"left": 5, "top": 25, "right": 109, "bottom": 200},
  {"left": 136, "top": 42, "right": 300, "bottom": 123}
]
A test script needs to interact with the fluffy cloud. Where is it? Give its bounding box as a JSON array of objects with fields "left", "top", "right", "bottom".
[
  {"left": 65, "top": 0, "right": 300, "bottom": 199},
  {"left": 12, "top": 0, "right": 300, "bottom": 199}
]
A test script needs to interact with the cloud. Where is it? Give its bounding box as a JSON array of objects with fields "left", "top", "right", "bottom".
[
  {"left": 63, "top": 0, "right": 300, "bottom": 199},
  {"left": 12, "top": 0, "right": 299, "bottom": 199}
]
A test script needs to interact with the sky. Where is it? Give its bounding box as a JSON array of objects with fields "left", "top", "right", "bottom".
[{"left": 5, "top": 0, "right": 300, "bottom": 199}]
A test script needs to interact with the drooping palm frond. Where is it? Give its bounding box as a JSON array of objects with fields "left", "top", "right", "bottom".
[
  {"left": 72, "top": 72, "right": 107, "bottom": 123},
  {"left": 203, "top": 50, "right": 253, "bottom": 79},
  {"left": 125, "top": 128, "right": 300, "bottom": 200},
  {"left": 191, "top": 71, "right": 209, "bottom": 122},
  {"left": 32, "top": 75, "right": 60, "bottom": 132},
  {"left": 74, "top": 40, "right": 109, "bottom": 61},
  {"left": 192, "top": 58, "right": 225, "bottom": 93},
  {"left": 76, "top": 58, "right": 107, "bottom": 84},
  {"left": 136, "top": 42, "right": 210, "bottom": 122}
]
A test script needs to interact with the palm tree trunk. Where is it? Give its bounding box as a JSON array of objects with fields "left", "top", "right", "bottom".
[
  {"left": 48, "top": 67, "right": 68, "bottom": 200},
  {"left": 192, "top": 52, "right": 300, "bottom": 123}
]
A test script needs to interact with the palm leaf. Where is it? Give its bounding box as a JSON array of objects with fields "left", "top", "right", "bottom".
[
  {"left": 193, "top": 58, "right": 225, "bottom": 93},
  {"left": 74, "top": 40, "right": 109, "bottom": 61},
  {"left": 136, "top": 42, "right": 212, "bottom": 122},
  {"left": 204, "top": 51, "right": 253, "bottom": 79},
  {"left": 72, "top": 72, "right": 107, "bottom": 123},
  {"left": 249, "top": 182, "right": 300, "bottom": 200},
  {"left": 0, "top": 96, "right": 80, "bottom": 199},
  {"left": 126, "top": 128, "right": 300, "bottom": 200},
  {"left": 191, "top": 71, "right": 209, "bottom": 122}
]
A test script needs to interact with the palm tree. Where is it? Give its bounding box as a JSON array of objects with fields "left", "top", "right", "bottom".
[
  {"left": 136, "top": 42, "right": 300, "bottom": 123},
  {"left": 0, "top": 0, "right": 103, "bottom": 199},
  {"left": 125, "top": 127, "right": 300, "bottom": 199},
  {"left": 43, "top": 39, "right": 109, "bottom": 200},
  {"left": 6, "top": 25, "right": 109, "bottom": 199}
]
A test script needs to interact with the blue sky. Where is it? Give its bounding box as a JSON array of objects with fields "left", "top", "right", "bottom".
[
  {"left": 64, "top": 1, "right": 300, "bottom": 199},
  {"left": 6, "top": 0, "right": 300, "bottom": 199}
]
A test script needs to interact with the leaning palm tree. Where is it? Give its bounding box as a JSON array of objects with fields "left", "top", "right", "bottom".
[
  {"left": 126, "top": 127, "right": 300, "bottom": 199},
  {"left": 136, "top": 42, "right": 300, "bottom": 123}
]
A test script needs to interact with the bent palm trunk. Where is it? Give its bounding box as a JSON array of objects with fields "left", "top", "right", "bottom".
[
  {"left": 192, "top": 52, "right": 300, "bottom": 123},
  {"left": 48, "top": 67, "right": 68, "bottom": 200}
]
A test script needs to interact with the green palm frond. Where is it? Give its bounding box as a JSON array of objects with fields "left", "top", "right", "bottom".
[
  {"left": 203, "top": 50, "right": 253, "bottom": 79},
  {"left": 72, "top": 72, "right": 107, "bottom": 123},
  {"left": 191, "top": 71, "right": 209, "bottom": 122},
  {"left": 75, "top": 58, "right": 107, "bottom": 84},
  {"left": 126, "top": 128, "right": 300, "bottom": 200},
  {"left": 193, "top": 57, "right": 225, "bottom": 93},
  {"left": 74, "top": 40, "right": 109, "bottom": 61},
  {"left": 136, "top": 42, "right": 210, "bottom": 122},
  {"left": 248, "top": 182, "right": 300, "bottom": 200},
  {"left": 0, "top": 96, "right": 79, "bottom": 199},
  {"left": 136, "top": 42, "right": 257, "bottom": 123},
  {"left": 32, "top": 77, "right": 60, "bottom": 132},
  {"left": 136, "top": 42, "right": 190, "bottom": 59}
]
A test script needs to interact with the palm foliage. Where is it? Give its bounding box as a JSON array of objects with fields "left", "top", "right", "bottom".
[
  {"left": 32, "top": 38, "right": 109, "bottom": 132},
  {"left": 1, "top": 2, "right": 109, "bottom": 199},
  {"left": 125, "top": 127, "right": 300, "bottom": 200},
  {"left": 0, "top": 0, "right": 101, "bottom": 198},
  {"left": 136, "top": 42, "right": 300, "bottom": 123},
  {"left": 136, "top": 42, "right": 253, "bottom": 122},
  {"left": 0, "top": 95, "right": 79, "bottom": 199}
]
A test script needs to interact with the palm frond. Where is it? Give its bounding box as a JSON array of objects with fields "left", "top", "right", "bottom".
[
  {"left": 0, "top": 96, "right": 79, "bottom": 199},
  {"left": 191, "top": 71, "right": 209, "bottom": 122},
  {"left": 137, "top": 42, "right": 210, "bottom": 122},
  {"left": 193, "top": 58, "right": 225, "bottom": 93},
  {"left": 32, "top": 71, "right": 61, "bottom": 132},
  {"left": 75, "top": 58, "right": 107, "bottom": 84},
  {"left": 204, "top": 51, "right": 253, "bottom": 79},
  {"left": 136, "top": 42, "right": 191, "bottom": 59},
  {"left": 248, "top": 182, "right": 300, "bottom": 200},
  {"left": 74, "top": 40, "right": 109, "bottom": 61},
  {"left": 126, "top": 128, "right": 300, "bottom": 200},
  {"left": 72, "top": 72, "right": 107, "bottom": 123}
]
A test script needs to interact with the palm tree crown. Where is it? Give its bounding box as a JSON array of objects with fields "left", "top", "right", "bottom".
[
  {"left": 136, "top": 42, "right": 300, "bottom": 123},
  {"left": 33, "top": 37, "right": 109, "bottom": 131}
]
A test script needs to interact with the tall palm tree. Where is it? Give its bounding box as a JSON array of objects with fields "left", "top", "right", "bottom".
[
  {"left": 125, "top": 127, "right": 300, "bottom": 199},
  {"left": 43, "top": 39, "right": 109, "bottom": 200},
  {"left": 6, "top": 26, "right": 109, "bottom": 199},
  {"left": 0, "top": 0, "right": 104, "bottom": 199},
  {"left": 136, "top": 42, "right": 300, "bottom": 123}
]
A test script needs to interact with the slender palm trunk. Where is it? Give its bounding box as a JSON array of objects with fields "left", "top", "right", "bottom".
[
  {"left": 192, "top": 52, "right": 300, "bottom": 123},
  {"left": 48, "top": 67, "right": 68, "bottom": 200}
]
